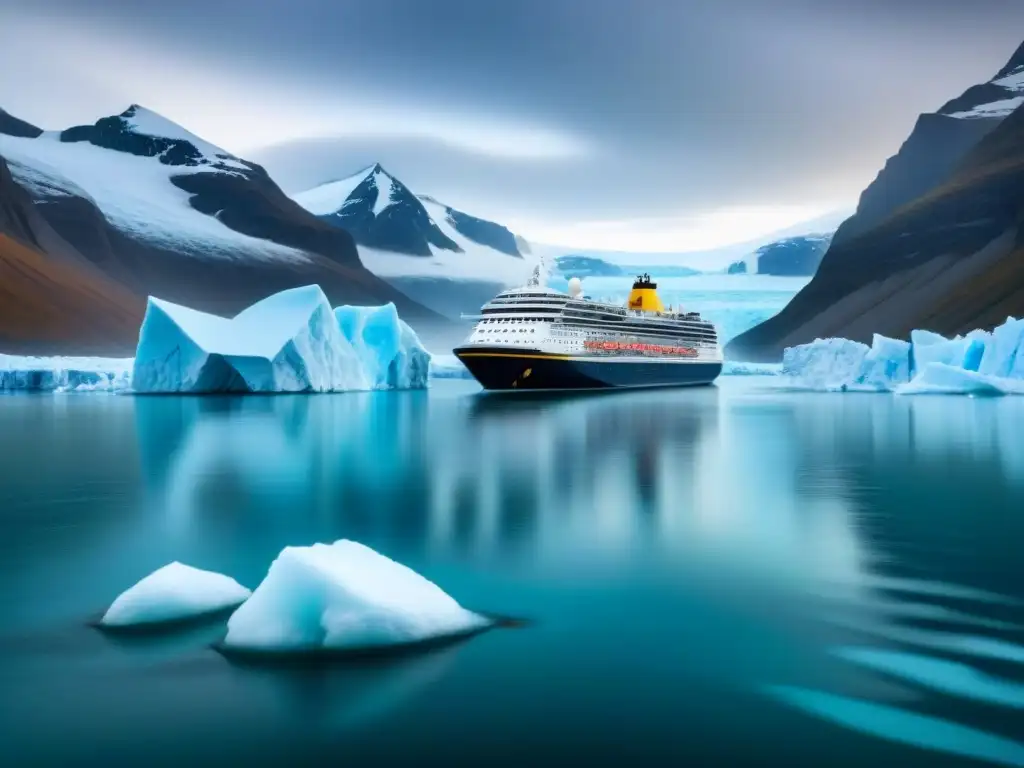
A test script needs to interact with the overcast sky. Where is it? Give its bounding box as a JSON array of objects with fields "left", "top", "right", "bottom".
[{"left": 2, "top": 0, "right": 1023, "bottom": 251}]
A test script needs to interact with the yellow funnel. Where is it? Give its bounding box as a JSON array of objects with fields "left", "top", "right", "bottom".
[{"left": 626, "top": 274, "right": 664, "bottom": 313}]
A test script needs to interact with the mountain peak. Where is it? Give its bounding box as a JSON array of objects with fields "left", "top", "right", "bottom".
[
  {"left": 115, "top": 105, "right": 236, "bottom": 159},
  {"left": 994, "top": 39, "right": 1024, "bottom": 81},
  {"left": 293, "top": 163, "right": 400, "bottom": 218},
  {"left": 56, "top": 104, "right": 245, "bottom": 170}
]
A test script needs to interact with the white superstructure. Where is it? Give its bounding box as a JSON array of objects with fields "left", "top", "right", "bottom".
[{"left": 460, "top": 271, "right": 723, "bottom": 363}]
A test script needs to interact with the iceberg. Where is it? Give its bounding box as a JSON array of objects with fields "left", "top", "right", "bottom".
[
  {"left": 131, "top": 285, "right": 430, "bottom": 393},
  {"left": 100, "top": 562, "right": 251, "bottom": 627},
  {"left": 0, "top": 355, "right": 132, "bottom": 392},
  {"left": 222, "top": 540, "right": 489, "bottom": 653},
  {"left": 779, "top": 317, "right": 1024, "bottom": 396}
]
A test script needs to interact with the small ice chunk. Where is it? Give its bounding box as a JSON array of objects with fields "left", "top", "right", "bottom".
[
  {"left": 428, "top": 353, "right": 474, "bottom": 379},
  {"left": 222, "top": 540, "right": 489, "bottom": 652},
  {"left": 100, "top": 562, "right": 251, "bottom": 627}
]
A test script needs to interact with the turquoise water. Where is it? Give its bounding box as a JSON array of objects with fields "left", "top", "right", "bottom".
[{"left": 1, "top": 379, "right": 1023, "bottom": 766}]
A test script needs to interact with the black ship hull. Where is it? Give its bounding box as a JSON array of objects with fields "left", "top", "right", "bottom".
[{"left": 452, "top": 346, "right": 722, "bottom": 391}]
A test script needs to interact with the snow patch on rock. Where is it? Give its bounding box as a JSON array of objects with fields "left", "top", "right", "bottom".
[{"left": 948, "top": 96, "right": 1024, "bottom": 119}]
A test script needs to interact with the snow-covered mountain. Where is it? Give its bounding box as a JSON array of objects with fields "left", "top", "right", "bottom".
[
  {"left": 0, "top": 105, "right": 445, "bottom": 351},
  {"left": 727, "top": 233, "right": 833, "bottom": 276},
  {"left": 291, "top": 164, "right": 538, "bottom": 319},
  {"left": 2, "top": 105, "right": 305, "bottom": 263},
  {"left": 936, "top": 45, "right": 1024, "bottom": 120},
  {"left": 293, "top": 164, "right": 460, "bottom": 257},
  {"left": 292, "top": 166, "right": 533, "bottom": 281}
]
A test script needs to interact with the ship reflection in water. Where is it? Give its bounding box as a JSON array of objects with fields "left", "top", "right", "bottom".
[{"left": 0, "top": 379, "right": 1022, "bottom": 766}]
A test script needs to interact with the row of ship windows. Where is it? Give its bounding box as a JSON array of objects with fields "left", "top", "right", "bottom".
[{"left": 477, "top": 318, "right": 547, "bottom": 323}]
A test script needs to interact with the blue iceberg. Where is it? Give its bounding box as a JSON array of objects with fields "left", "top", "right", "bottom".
[
  {"left": 131, "top": 285, "right": 430, "bottom": 393},
  {"left": 780, "top": 317, "right": 1024, "bottom": 396}
]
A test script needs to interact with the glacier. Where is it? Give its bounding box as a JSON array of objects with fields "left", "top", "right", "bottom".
[
  {"left": 0, "top": 355, "right": 133, "bottom": 392},
  {"left": 779, "top": 317, "right": 1024, "bottom": 395},
  {"left": 132, "top": 285, "right": 430, "bottom": 393},
  {"left": 222, "top": 539, "right": 489, "bottom": 653},
  {"left": 100, "top": 562, "right": 251, "bottom": 627}
]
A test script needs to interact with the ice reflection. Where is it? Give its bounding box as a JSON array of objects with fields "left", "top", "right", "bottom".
[
  {"left": 132, "top": 380, "right": 1024, "bottom": 602},
  {"left": 134, "top": 385, "right": 876, "bottom": 595}
]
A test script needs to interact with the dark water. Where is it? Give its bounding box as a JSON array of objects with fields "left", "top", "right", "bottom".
[{"left": 1, "top": 379, "right": 1023, "bottom": 767}]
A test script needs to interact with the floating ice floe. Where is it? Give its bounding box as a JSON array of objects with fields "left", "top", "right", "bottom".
[
  {"left": 100, "top": 562, "right": 251, "bottom": 627},
  {"left": 428, "top": 353, "right": 474, "bottom": 379},
  {"left": 721, "top": 360, "right": 782, "bottom": 376},
  {"left": 131, "top": 285, "right": 430, "bottom": 393},
  {"left": 779, "top": 317, "right": 1024, "bottom": 395},
  {"left": 222, "top": 539, "right": 489, "bottom": 653},
  {"left": 0, "top": 355, "right": 133, "bottom": 392}
]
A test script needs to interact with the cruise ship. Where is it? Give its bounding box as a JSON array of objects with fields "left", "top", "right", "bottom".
[{"left": 452, "top": 267, "right": 722, "bottom": 390}]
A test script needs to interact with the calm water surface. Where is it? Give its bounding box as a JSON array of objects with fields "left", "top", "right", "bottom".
[{"left": 1, "top": 378, "right": 1023, "bottom": 767}]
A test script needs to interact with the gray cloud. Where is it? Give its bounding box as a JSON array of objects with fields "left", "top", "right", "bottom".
[{"left": 2, "top": 0, "right": 1024, "bottom": 247}]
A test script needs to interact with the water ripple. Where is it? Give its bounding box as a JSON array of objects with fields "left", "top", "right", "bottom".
[
  {"left": 763, "top": 685, "right": 1024, "bottom": 767},
  {"left": 835, "top": 647, "right": 1024, "bottom": 709}
]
